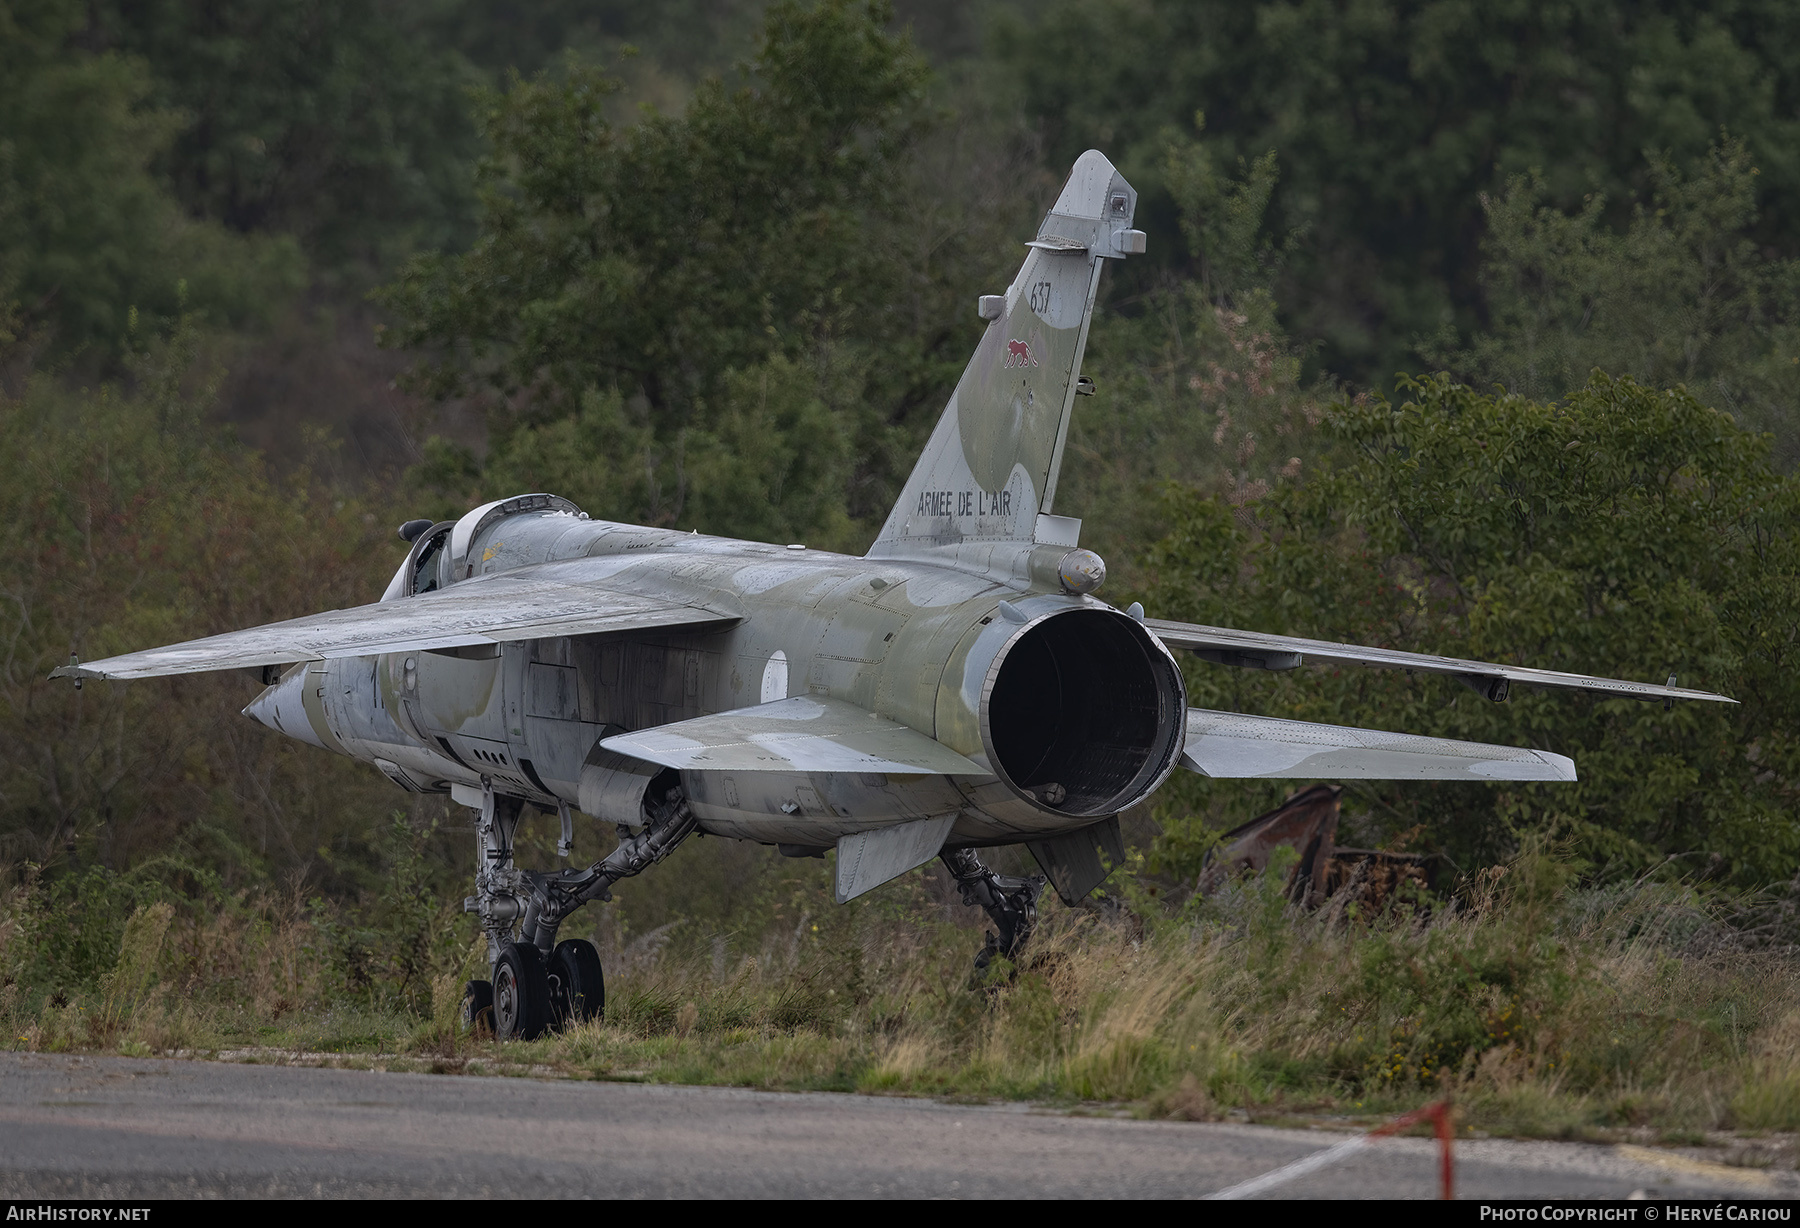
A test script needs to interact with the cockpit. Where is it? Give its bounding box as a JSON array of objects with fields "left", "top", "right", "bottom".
[
  {"left": 411, "top": 525, "right": 451, "bottom": 594},
  {"left": 379, "top": 494, "right": 593, "bottom": 603}
]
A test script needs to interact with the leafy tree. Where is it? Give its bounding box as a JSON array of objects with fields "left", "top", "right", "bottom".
[
  {"left": 1139, "top": 373, "right": 1800, "bottom": 885},
  {"left": 1061, "top": 129, "right": 1330, "bottom": 577},
  {"left": 1425, "top": 138, "right": 1800, "bottom": 466},
  {"left": 0, "top": 0, "right": 302, "bottom": 359},
  {"left": 90, "top": 0, "right": 482, "bottom": 276},
  {"left": 993, "top": 0, "right": 1800, "bottom": 389},
  {"left": 0, "top": 320, "right": 419, "bottom": 889},
  {"left": 428, "top": 0, "right": 774, "bottom": 85},
  {"left": 381, "top": 0, "right": 949, "bottom": 544},
  {"left": 482, "top": 351, "right": 861, "bottom": 550}
]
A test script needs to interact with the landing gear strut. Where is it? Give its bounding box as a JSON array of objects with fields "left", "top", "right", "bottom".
[
  {"left": 460, "top": 776, "right": 694, "bottom": 1038},
  {"left": 941, "top": 847, "right": 1046, "bottom": 971}
]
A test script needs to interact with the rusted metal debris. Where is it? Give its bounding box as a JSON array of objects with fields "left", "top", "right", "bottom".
[{"left": 1197, "top": 784, "right": 1434, "bottom": 910}]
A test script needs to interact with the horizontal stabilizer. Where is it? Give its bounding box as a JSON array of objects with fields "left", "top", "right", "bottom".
[
  {"left": 1181, "top": 708, "right": 1576, "bottom": 782},
  {"left": 836, "top": 814, "right": 957, "bottom": 904},
  {"left": 53, "top": 573, "right": 737, "bottom": 681},
  {"left": 600, "top": 696, "right": 989, "bottom": 775},
  {"left": 1148, "top": 618, "right": 1734, "bottom": 705}
]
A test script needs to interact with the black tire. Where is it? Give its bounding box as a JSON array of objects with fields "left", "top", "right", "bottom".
[
  {"left": 549, "top": 939, "right": 605, "bottom": 1028},
  {"left": 492, "top": 942, "right": 552, "bottom": 1041},
  {"left": 460, "top": 978, "right": 495, "bottom": 1037}
]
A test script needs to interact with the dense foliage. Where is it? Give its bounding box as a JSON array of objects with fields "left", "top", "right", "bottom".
[
  {"left": 0, "top": 0, "right": 302, "bottom": 359},
  {"left": 1140, "top": 374, "right": 1800, "bottom": 884},
  {"left": 999, "top": 0, "right": 1800, "bottom": 388},
  {"left": 381, "top": 0, "right": 1025, "bottom": 545},
  {"left": 0, "top": 324, "right": 410, "bottom": 880},
  {"left": 88, "top": 0, "right": 482, "bottom": 273}
]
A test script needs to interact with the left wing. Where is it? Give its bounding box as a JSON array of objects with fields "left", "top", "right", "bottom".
[
  {"left": 1147, "top": 617, "right": 1734, "bottom": 705},
  {"left": 1182, "top": 708, "right": 1576, "bottom": 781},
  {"left": 602, "top": 696, "right": 989, "bottom": 775},
  {"left": 54, "top": 572, "right": 738, "bottom": 681}
]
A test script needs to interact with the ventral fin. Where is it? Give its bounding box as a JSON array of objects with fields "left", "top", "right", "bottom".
[{"left": 835, "top": 814, "right": 958, "bottom": 903}]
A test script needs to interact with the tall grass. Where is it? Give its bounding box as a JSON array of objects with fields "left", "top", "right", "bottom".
[{"left": 3, "top": 839, "right": 1796, "bottom": 1140}]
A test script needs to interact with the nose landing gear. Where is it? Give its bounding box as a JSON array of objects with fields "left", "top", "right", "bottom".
[{"left": 460, "top": 778, "right": 691, "bottom": 1040}]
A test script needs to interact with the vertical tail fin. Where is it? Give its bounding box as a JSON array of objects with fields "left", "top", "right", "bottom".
[{"left": 869, "top": 151, "right": 1143, "bottom": 557}]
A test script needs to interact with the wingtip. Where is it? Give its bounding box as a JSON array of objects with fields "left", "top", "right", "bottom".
[{"left": 1645, "top": 685, "right": 1737, "bottom": 705}]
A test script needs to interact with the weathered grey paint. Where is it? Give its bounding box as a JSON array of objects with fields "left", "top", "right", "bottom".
[
  {"left": 240, "top": 514, "right": 1182, "bottom": 849},
  {"left": 1181, "top": 709, "right": 1578, "bottom": 781},
  {"left": 835, "top": 814, "right": 959, "bottom": 903}
]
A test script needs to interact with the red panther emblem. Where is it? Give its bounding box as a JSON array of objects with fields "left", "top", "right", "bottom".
[{"left": 1005, "top": 339, "right": 1037, "bottom": 368}]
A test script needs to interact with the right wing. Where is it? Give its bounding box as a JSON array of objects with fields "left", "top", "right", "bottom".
[
  {"left": 54, "top": 572, "right": 738, "bottom": 681},
  {"left": 1182, "top": 708, "right": 1577, "bottom": 781},
  {"left": 1148, "top": 618, "right": 1735, "bottom": 705}
]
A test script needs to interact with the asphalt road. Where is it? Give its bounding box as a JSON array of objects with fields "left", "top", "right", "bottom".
[{"left": 0, "top": 1052, "right": 1788, "bottom": 1199}]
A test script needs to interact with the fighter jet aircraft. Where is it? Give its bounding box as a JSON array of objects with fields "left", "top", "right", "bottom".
[{"left": 55, "top": 151, "right": 1733, "bottom": 1040}]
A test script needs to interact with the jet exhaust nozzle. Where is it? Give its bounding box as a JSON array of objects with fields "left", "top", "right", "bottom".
[{"left": 978, "top": 607, "right": 1186, "bottom": 817}]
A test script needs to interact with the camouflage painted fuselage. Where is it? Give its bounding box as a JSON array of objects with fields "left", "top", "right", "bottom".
[{"left": 278, "top": 510, "right": 1184, "bottom": 850}]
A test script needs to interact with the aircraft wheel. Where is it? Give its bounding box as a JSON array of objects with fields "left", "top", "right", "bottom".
[
  {"left": 460, "top": 978, "right": 495, "bottom": 1037},
  {"left": 549, "top": 939, "right": 605, "bottom": 1028},
  {"left": 492, "top": 942, "right": 552, "bottom": 1041}
]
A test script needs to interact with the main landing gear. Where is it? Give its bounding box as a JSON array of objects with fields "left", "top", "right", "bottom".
[
  {"left": 460, "top": 777, "right": 696, "bottom": 1040},
  {"left": 941, "top": 847, "right": 1046, "bottom": 973},
  {"left": 491, "top": 940, "right": 552, "bottom": 1039}
]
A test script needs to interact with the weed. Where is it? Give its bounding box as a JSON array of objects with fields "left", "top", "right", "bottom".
[{"left": 1, "top": 843, "right": 1797, "bottom": 1144}]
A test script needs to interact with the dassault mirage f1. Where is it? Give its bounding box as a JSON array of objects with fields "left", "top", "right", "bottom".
[{"left": 56, "top": 152, "right": 1734, "bottom": 1040}]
